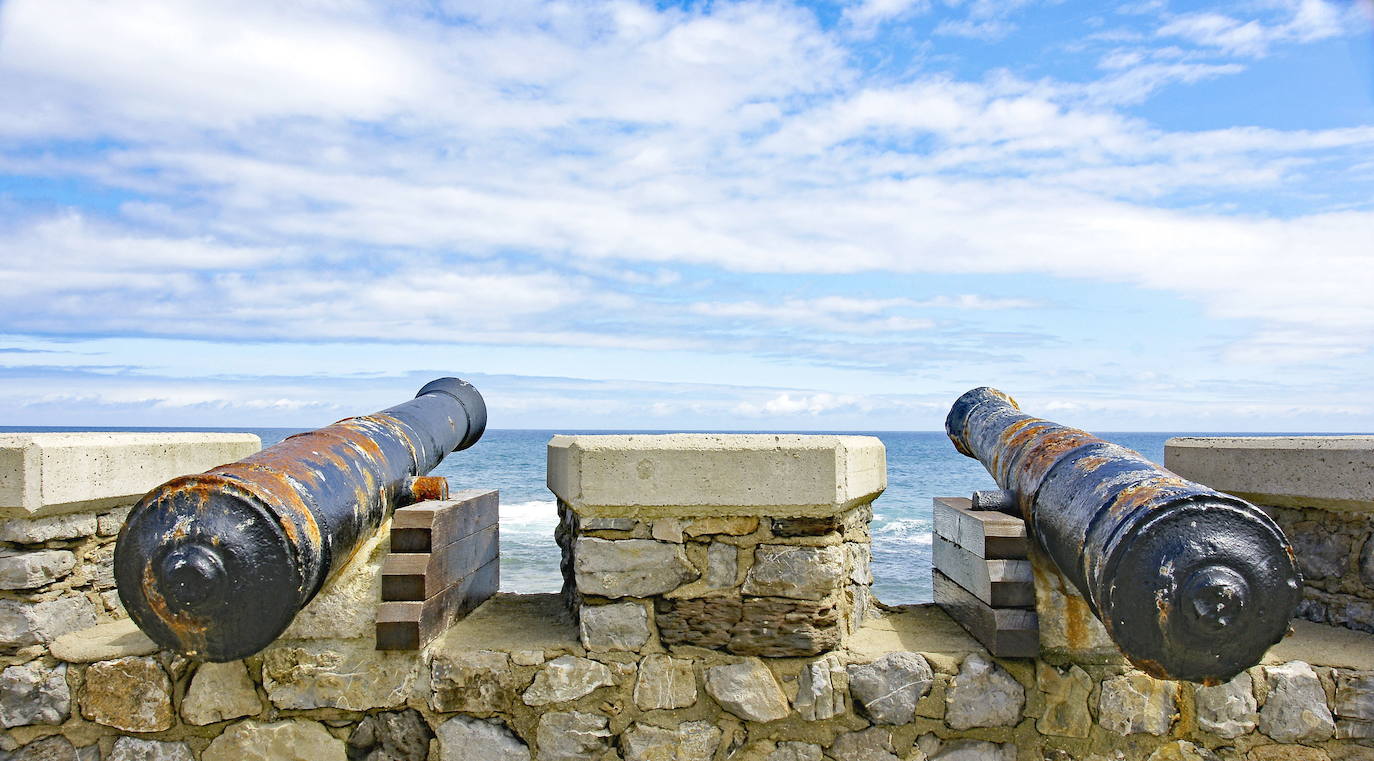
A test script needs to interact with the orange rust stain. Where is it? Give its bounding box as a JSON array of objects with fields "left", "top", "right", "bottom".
[
  {"left": 140, "top": 560, "right": 208, "bottom": 655},
  {"left": 1065, "top": 592, "right": 1092, "bottom": 650},
  {"left": 1077, "top": 455, "right": 1111, "bottom": 472},
  {"left": 1129, "top": 656, "right": 1171, "bottom": 681},
  {"left": 409, "top": 476, "right": 449, "bottom": 502}
]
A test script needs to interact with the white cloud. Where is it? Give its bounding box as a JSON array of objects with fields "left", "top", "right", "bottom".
[
  {"left": 1155, "top": 0, "right": 1361, "bottom": 56},
  {"left": 843, "top": 0, "right": 932, "bottom": 29}
]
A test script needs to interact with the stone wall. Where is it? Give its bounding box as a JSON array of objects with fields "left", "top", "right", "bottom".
[
  {"left": 1, "top": 432, "right": 1372, "bottom": 761},
  {"left": 1166, "top": 437, "right": 1374, "bottom": 634},
  {"left": 548, "top": 435, "right": 884, "bottom": 660}
]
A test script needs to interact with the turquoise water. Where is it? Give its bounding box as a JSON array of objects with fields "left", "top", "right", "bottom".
[{"left": 3, "top": 426, "right": 1203, "bottom": 604}]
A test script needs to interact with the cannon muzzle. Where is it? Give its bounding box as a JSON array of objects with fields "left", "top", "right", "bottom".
[
  {"left": 115, "top": 377, "right": 487, "bottom": 661},
  {"left": 946, "top": 387, "right": 1301, "bottom": 683}
]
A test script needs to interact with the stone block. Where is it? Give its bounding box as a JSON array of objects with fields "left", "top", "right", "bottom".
[
  {"left": 0, "top": 596, "right": 98, "bottom": 647},
  {"left": 573, "top": 538, "right": 697, "bottom": 598},
  {"left": 0, "top": 549, "right": 76, "bottom": 590},
  {"left": 1165, "top": 436, "right": 1374, "bottom": 512},
  {"left": 795, "top": 653, "right": 845, "bottom": 721},
  {"left": 202, "top": 719, "right": 347, "bottom": 761},
  {"left": 9, "top": 735, "right": 86, "bottom": 761},
  {"left": 622, "top": 721, "right": 720, "bottom": 761},
  {"left": 1035, "top": 662, "right": 1092, "bottom": 738},
  {"left": 535, "top": 711, "right": 610, "bottom": 761},
  {"left": 522, "top": 655, "right": 614, "bottom": 706},
  {"left": 1098, "top": 671, "right": 1177, "bottom": 736},
  {"left": 181, "top": 660, "right": 260, "bottom": 726},
  {"left": 1334, "top": 671, "right": 1374, "bottom": 721},
  {"left": 262, "top": 642, "right": 418, "bottom": 711},
  {"left": 50, "top": 619, "right": 157, "bottom": 662},
  {"left": 829, "top": 727, "right": 898, "bottom": 760},
  {"left": 1195, "top": 671, "right": 1258, "bottom": 739},
  {"left": 97, "top": 507, "right": 131, "bottom": 537},
  {"left": 1361, "top": 536, "right": 1374, "bottom": 589},
  {"left": 432, "top": 649, "right": 518, "bottom": 714},
  {"left": 347, "top": 709, "right": 434, "bottom": 761},
  {"left": 767, "top": 743, "right": 823, "bottom": 761},
  {"left": 107, "top": 737, "right": 194, "bottom": 761},
  {"left": 1290, "top": 526, "right": 1353, "bottom": 580},
  {"left": 578, "top": 602, "right": 650, "bottom": 652},
  {"left": 0, "top": 513, "right": 98, "bottom": 543},
  {"left": 704, "top": 659, "right": 789, "bottom": 722},
  {"left": 656, "top": 595, "right": 841, "bottom": 657},
  {"left": 81, "top": 656, "right": 174, "bottom": 733},
  {"left": 0, "top": 661, "right": 70, "bottom": 727},
  {"left": 633, "top": 654, "right": 697, "bottom": 710},
  {"left": 705, "top": 543, "right": 737, "bottom": 588},
  {"left": 847, "top": 651, "right": 933, "bottom": 725},
  {"left": 81, "top": 543, "right": 116, "bottom": 590},
  {"left": 1260, "top": 661, "right": 1335, "bottom": 742},
  {"left": 742, "top": 545, "right": 845, "bottom": 600},
  {"left": 0, "top": 432, "right": 260, "bottom": 517},
  {"left": 945, "top": 653, "right": 1024, "bottom": 730},
  {"left": 437, "top": 715, "right": 530, "bottom": 761},
  {"left": 548, "top": 434, "right": 885, "bottom": 519}
]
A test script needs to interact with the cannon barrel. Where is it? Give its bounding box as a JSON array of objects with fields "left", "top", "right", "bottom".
[
  {"left": 115, "top": 377, "right": 487, "bottom": 661},
  {"left": 946, "top": 387, "right": 1301, "bottom": 683}
]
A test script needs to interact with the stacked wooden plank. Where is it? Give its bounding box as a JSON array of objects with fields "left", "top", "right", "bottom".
[
  {"left": 376, "top": 489, "right": 500, "bottom": 650},
  {"left": 931, "top": 496, "right": 1038, "bottom": 658}
]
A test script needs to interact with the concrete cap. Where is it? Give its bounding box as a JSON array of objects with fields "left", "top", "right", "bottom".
[
  {"left": 547, "top": 434, "right": 886, "bottom": 518},
  {"left": 0, "top": 432, "right": 261, "bottom": 517},
  {"left": 1165, "top": 436, "right": 1374, "bottom": 513}
]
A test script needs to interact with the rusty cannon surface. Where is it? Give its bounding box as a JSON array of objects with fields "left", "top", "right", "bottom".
[
  {"left": 945, "top": 387, "right": 1301, "bottom": 683},
  {"left": 114, "top": 377, "right": 487, "bottom": 661}
]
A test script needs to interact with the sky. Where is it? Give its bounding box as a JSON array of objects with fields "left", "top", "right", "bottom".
[{"left": 1, "top": 0, "right": 1372, "bottom": 433}]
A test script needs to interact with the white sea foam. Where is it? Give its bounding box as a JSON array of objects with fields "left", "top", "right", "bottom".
[
  {"left": 499, "top": 499, "right": 559, "bottom": 532},
  {"left": 871, "top": 518, "right": 932, "bottom": 545}
]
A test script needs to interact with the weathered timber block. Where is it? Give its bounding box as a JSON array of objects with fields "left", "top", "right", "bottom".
[
  {"left": 376, "top": 559, "right": 499, "bottom": 650},
  {"left": 932, "top": 497, "right": 1027, "bottom": 559},
  {"left": 390, "top": 490, "right": 499, "bottom": 553},
  {"left": 932, "top": 535, "right": 1034, "bottom": 608},
  {"left": 655, "top": 595, "right": 842, "bottom": 657},
  {"left": 382, "top": 525, "right": 499, "bottom": 601},
  {"left": 933, "top": 570, "right": 1038, "bottom": 658}
]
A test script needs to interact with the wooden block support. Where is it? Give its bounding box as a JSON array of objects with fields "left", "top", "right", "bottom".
[
  {"left": 382, "top": 525, "right": 499, "bottom": 601},
  {"left": 376, "top": 490, "right": 500, "bottom": 650},
  {"left": 932, "top": 497, "right": 1027, "bottom": 559},
  {"left": 377, "top": 560, "right": 499, "bottom": 650},
  {"left": 932, "top": 535, "right": 1033, "bottom": 608},
  {"left": 933, "top": 570, "right": 1038, "bottom": 658},
  {"left": 390, "top": 489, "right": 499, "bottom": 552}
]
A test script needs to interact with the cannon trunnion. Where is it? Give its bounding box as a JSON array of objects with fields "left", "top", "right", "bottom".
[
  {"left": 946, "top": 387, "right": 1302, "bottom": 683},
  {"left": 114, "top": 377, "right": 487, "bottom": 662}
]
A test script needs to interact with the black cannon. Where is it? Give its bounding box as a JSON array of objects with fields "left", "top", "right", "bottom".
[
  {"left": 946, "top": 387, "right": 1301, "bottom": 683},
  {"left": 115, "top": 378, "right": 487, "bottom": 661}
]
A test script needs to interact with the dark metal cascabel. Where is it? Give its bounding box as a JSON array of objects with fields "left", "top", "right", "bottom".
[
  {"left": 114, "top": 377, "right": 487, "bottom": 662},
  {"left": 945, "top": 387, "right": 1302, "bottom": 684}
]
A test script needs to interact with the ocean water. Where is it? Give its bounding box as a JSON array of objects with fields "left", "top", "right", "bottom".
[{"left": 4, "top": 426, "right": 1195, "bottom": 604}]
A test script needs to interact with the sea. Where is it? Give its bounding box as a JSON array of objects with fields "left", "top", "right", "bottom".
[{"left": 2, "top": 426, "right": 1229, "bottom": 604}]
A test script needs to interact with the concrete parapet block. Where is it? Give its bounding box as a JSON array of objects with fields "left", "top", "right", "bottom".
[
  {"left": 0, "top": 432, "right": 261, "bottom": 518},
  {"left": 1165, "top": 435, "right": 1374, "bottom": 513},
  {"left": 548, "top": 434, "right": 884, "bottom": 658},
  {"left": 547, "top": 433, "right": 885, "bottom": 518},
  {"left": 1168, "top": 435, "right": 1374, "bottom": 634}
]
